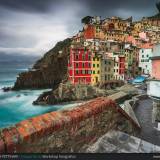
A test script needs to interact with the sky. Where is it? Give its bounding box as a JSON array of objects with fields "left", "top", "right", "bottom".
[{"left": 0, "top": 0, "right": 159, "bottom": 58}]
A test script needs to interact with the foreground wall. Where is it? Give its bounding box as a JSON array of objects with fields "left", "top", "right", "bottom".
[{"left": 0, "top": 97, "right": 140, "bottom": 153}]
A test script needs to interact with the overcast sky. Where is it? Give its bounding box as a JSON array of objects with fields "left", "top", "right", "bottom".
[{"left": 0, "top": 0, "right": 159, "bottom": 57}]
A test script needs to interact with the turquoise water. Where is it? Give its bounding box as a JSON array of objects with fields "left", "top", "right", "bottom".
[{"left": 0, "top": 61, "right": 78, "bottom": 129}]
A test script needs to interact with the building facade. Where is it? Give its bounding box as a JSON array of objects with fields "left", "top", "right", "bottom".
[
  {"left": 152, "top": 57, "right": 160, "bottom": 79},
  {"left": 68, "top": 48, "right": 92, "bottom": 85},
  {"left": 101, "top": 54, "right": 114, "bottom": 83},
  {"left": 91, "top": 54, "right": 101, "bottom": 85},
  {"left": 139, "top": 44, "right": 153, "bottom": 75}
]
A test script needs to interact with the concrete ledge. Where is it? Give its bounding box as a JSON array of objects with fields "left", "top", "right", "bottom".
[{"left": 123, "top": 100, "right": 141, "bottom": 128}]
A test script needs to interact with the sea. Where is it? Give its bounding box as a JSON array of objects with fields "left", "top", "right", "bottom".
[{"left": 0, "top": 60, "right": 78, "bottom": 129}]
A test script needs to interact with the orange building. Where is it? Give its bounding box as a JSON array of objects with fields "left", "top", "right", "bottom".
[{"left": 83, "top": 24, "right": 95, "bottom": 39}]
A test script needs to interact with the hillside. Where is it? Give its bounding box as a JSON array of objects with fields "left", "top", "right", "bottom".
[{"left": 13, "top": 38, "right": 72, "bottom": 90}]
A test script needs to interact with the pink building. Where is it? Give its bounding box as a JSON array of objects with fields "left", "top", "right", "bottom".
[
  {"left": 151, "top": 44, "right": 160, "bottom": 80},
  {"left": 152, "top": 57, "right": 160, "bottom": 80}
]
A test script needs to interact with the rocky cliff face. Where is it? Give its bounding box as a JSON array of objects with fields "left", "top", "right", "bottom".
[
  {"left": 13, "top": 38, "right": 72, "bottom": 90},
  {"left": 33, "top": 83, "right": 108, "bottom": 105}
]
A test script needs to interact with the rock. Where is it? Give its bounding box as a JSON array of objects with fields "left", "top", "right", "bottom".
[
  {"left": 13, "top": 38, "right": 72, "bottom": 90},
  {"left": 33, "top": 83, "right": 108, "bottom": 105},
  {"left": 2, "top": 87, "right": 12, "bottom": 92}
]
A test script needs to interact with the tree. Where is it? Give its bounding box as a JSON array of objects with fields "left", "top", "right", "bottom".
[{"left": 81, "top": 16, "right": 93, "bottom": 24}]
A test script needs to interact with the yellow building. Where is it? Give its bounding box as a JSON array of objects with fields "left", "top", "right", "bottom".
[{"left": 91, "top": 54, "right": 101, "bottom": 85}]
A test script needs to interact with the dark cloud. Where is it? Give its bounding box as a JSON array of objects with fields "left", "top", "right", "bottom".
[
  {"left": 0, "top": 0, "right": 57, "bottom": 13},
  {"left": 0, "top": 0, "right": 158, "bottom": 15},
  {"left": 79, "top": 0, "right": 158, "bottom": 19},
  {"left": 0, "top": 0, "right": 159, "bottom": 57}
]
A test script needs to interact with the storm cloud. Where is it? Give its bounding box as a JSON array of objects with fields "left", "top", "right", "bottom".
[{"left": 0, "top": 0, "right": 159, "bottom": 57}]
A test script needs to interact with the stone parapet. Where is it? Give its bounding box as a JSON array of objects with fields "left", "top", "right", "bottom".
[{"left": 0, "top": 97, "right": 140, "bottom": 153}]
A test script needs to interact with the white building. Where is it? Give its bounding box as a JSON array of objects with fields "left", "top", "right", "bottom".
[
  {"left": 147, "top": 44, "right": 160, "bottom": 130},
  {"left": 139, "top": 44, "right": 153, "bottom": 76}
]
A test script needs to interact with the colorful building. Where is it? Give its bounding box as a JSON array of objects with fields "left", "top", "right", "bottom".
[
  {"left": 139, "top": 43, "right": 153, "bottom": 76},
  {"left": 118, "top": 56, "right": 125, "bottom": 80},
  {"left": 91, "top": 54, "right": 101, "bottom": 85},
  {"left": 101, "top": 53, "right": 114, "bottom": 83},
  {"left": 107, "top": 52, "right": 125, "bottom": 80},
  {"left": 68, "top": 48, "right": 92, "bottom": 85},
  {"left": 68, "top": 13, "right": 160, "bottom": 86},
  {"left": 152, "top": 57, "right": 160, "bottom": 79},
  {"left": 151, "top": 44, "right": 160, "bottom": 79},
  {"left": 83, "top": 24, "right": 95, "bottom": 39}
]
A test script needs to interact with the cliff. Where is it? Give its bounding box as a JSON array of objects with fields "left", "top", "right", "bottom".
[{"left": 13, "top": 38, "right": 72, "bottom": 90}]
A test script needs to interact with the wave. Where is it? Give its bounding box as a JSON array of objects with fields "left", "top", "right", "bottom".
[
  {"left": 15, "top": 68, "right": 28, "bottom": 71},
  {"left": 0, "top": 88, "right": 80, "bottom": 128},
  {"left": 0, "top": 79, "right": 15, "bottom": 83}
]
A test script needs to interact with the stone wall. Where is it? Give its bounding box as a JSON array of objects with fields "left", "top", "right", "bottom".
[{"left": 0, "top": 97, "right": 140, "bottom": 153}]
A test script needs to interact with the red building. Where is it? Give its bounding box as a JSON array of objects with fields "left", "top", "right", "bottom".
[
  {"left": 119, "top": 56, "right": 125, "bottom": 75},
  {"left": 68, "top": 48, "right": 92, "bottom": 84},
  {"left": 84, "top": 25, "right": 95, "bottom": 39}
]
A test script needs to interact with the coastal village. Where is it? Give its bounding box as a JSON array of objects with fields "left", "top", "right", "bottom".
[
  {"left": 68, "top": 15, "right": 160, "bottom": 86},
  {"left": 1, "top": 2, "right": 160, "bottom": 155}
]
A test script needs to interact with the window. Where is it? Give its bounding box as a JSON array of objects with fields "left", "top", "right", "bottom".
[
  {"left": 93, "top": 64, "right": 95, "bottom": 68},
  {"left": 142, "top": 55, "right": 144, "bottom": 58},
  {"left": 105, "top": 75, "right": 107, "bottom": 81},
  {"left": 97, "top": 64, "right": 99, "bottom": 67},
  {"left": 97, "top": 70, "right": 100, "bottom": 74},
  {"left": 88, "top": 63, "right": 91, "bottom": 67},
  {"left": 82, "top": 55, "right": 85, "bottom": 61},
  {"left": 76, "top": 63, "right": 78, "bottom": 67},
  {"left": 93, "top": 57, "right": 95, "bottom": 61},
  {"left": 93, "top": 71, "right": 95, "bottom": 74},
  {"left": 88, "top": 70, "right": 92, "bottom": 74},
  {"left": 82, "top": 70, "right": 85, "bottom": 74},
  {"left": 76, "top": 55, "right": 79, "bottom": 60},
  {"left": 147, "top": 54, "right": 149, "bottom": 58},
  {"left": 88, "top": 55, "right": 91, "bottom": 60},
  {"left": 82, "top": 63, "right": 85, "bottom": 68},
  {"left": 76, "top": 70, "right": 79, "bottom": 74}
]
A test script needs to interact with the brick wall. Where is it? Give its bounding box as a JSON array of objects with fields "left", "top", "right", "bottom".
[{"left": 0, "top": 97, "right": 140, "bottom": 153}]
